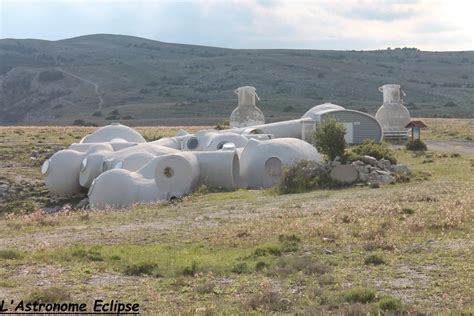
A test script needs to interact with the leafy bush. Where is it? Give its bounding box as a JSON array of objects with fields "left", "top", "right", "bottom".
[
  {"left": 124, "top": 262, "right": 160, "bottom": 276},
  {"left": 182, "top": 261, "right": 199, "bottom": 276},
  {"left": 255, "top": 261, "right": 267, "bottom": 271},
  {"left": 214, "top": 119, "right": 230, "bottom": 130},
  {"left": 72, "top": 119, "right": 86, "bottom": 126},
  {"left": 278, "top": 234, "right": 301, "bottom": 253},
  {"left": 274, "top": 255, "right": 330, "bottom": 276},
  {"left": 378, "top": 296, "right": 403, "bottom": 311},
  {"left": 2, "top": 200, "right": 38, "bottom": 215},
  {"left": 71, "top": 248, "right": 104, "bottom": 262},
  {"left": 247, "top": 290, "right": 291, "bottom": 311},
  {"left": 195, "top": 281, "right": 215, "bottom": 294},
  {"left": 277, "top": 160, "right": 344, "bottom": 194},
  {"left": 0, "top": 249, "right": 23, "bottom": 260},
  {"left": 353, "top": 140, "right": 397, "bottom": 164},
  {"left": 313, "top": 117, "right": 346, "bottom": 161},
  {"left": 278, "top": 160, "right": 319, "bottom": 194},
  {"left": 341, "top": 287, "right": 377, "bottom": 304},
  {"left": 92, "top": 110, "right": 102, "bottom": 117},
  {"left": 364, "top": 253, "right": 386, "bottom": 265},
  {"left": 406, "top": 139, "right": 427, "bottom": 151},
  {"left": 231, "top": 262, "right": 249, "bottom": 274},
  {"left": 26, "top": 286, "right": 71, "bottom": 303}
]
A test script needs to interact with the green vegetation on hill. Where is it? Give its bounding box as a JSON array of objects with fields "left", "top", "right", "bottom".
[{"left": 0, "top": 34, "right": 473, "bottom": 125}]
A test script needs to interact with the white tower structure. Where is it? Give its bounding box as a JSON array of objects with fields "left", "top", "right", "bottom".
[
  {"left": 375, "top": 84, "right": 411, "bottom": 138},
  {"left": 229, "top": 86, "right": 265, "bottom": 128}
]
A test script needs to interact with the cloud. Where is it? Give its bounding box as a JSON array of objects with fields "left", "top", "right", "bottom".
[{"left": 0, "top": 0, "right": 472, "bottom": 50}]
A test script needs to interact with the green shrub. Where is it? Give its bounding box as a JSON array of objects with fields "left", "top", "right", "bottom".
[
  {"left": 253, "top": 248, "right": 267, "bottom": 257},
  {"left": 406, "top": 139, "right": 427, "bottom": 151},
  {"left": 278, "top": 160, "right": 319, "bottom": 194},
  {"left": 2, "top": 200, "right": 38, "bottom": 215},
  {"left": 92, "top": 110, "right": 102, "bottom": 117},
  {"left": 214, "top": 119, "right": 230, "bottom": 130},
  {"left": 143, "top": 134, "right": 163, "bottom": 142},
  {"left": 313, "top": 117, "right": 346, "bottom": 161},
  {"left": 255, "top": 261, "right": 268, "bottom": 272},
  {"left": 341, "top": 287, "right": 377, "bottom": 304},
  {"left": 353, "top": 140, "right": 397, "bottom": 163},
  {"left": 71, "top": 248, "right": 104, "bottom": 262},
  {"left": 378, "top": 296, "right": 403, "bottom": 311},
  {"left": 0, "top": 249, "right": 23, "bottom": 260},
  {"left": 182, "top": 261, "right": 199, "bottom": 276},
  {"left": 275, "top": 255, "right": 330, "bottom": 276},
  {"left": 266, "top": 246, "right": 282, "bottom": 256},
  {"left": 277, "top": 160, "right": 342, "bottom": 194},
  {"left": 124, "top": 262, "right": 159, "bottom": 276},
  {"left": 364, "top": 253, "right": 386, "bottom": 265},
  {"left": 247, "top": 290, "right": 291, "bottom": 311},
  {"left": 232, "top": 262, "right": 249, "bottom": 274},
  {"left": 278, "top": 234, "right": 301, "bottom": 253},
  {"left": 26, "top": 286, "right": 71, "bottom": 303},
  {"left": 195, "top": 281, "right": 215, "bottom": 294},
  {"left": 72, "top": 119, "right": 86, "bottom": 126}
]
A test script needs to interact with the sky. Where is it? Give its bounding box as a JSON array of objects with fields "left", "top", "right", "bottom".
[{"left": 1, "top": 0, "right": 473, "bottom": 51}]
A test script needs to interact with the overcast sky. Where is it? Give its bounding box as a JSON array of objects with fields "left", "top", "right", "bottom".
[{"left": 1, "top": 0, "right": 473, "bottom": 51}]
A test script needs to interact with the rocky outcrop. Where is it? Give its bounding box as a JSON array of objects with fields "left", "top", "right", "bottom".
[{"left": 328, "top": 156, "right": 411, "bottom": 186}]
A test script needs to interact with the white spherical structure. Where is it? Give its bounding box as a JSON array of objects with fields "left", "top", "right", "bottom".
[{"left": 375, "top": 84, "right": 411, "bottom": 133}]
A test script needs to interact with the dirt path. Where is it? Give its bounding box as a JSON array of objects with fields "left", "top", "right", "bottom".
[
  {"left": 391, "top": 140, "right": 474, "bottom": 157},
  {"left": 57, "top": 67, "right": 104, "bottom": 110},
  {"left": 425, "top": 140, "right": 474, "bottom": 157}
]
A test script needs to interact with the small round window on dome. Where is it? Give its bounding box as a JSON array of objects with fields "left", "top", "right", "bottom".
[
  {"left": 187, "top": 137, "right": 199, "bottom": 150},
  {"left": 163, "top": 167, "right": 174, "bottom": 178}
]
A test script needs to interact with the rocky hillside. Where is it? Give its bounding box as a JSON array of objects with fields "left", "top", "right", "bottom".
[{"left": 1, "top": 34, "right": 473, "bottom": 125}]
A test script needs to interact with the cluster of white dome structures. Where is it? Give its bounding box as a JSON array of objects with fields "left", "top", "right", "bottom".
[{"left": 42, "top": 84, "right": 410, "bottom": 209}]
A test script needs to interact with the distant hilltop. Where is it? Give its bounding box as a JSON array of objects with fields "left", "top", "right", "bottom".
[{"left": 1, "top": 34, "right": 473, "bottom": 125}]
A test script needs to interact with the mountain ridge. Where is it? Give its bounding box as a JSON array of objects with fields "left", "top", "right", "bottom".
[{"left": 1, "top": 34, "right": 473, "bottom": 125}]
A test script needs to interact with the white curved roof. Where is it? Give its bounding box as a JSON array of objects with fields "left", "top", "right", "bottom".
[
  {"left": 301, "top": 103, "right": 345, "bottom": 120},
  {"left": 80, "top": 123, "right": 146, "bottom": 144}
]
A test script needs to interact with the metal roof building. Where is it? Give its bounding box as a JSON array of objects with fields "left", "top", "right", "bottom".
[{"left": 302, "top": 103, "right": 383, "bottom": 144}]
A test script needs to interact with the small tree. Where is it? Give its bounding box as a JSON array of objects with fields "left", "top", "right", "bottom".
[{"left": 313, "top": 117, "right": 346, "bottom": 161}]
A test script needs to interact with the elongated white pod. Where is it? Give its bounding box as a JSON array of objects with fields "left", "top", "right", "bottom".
[
  {"left": 42, "top": 143, "right": 113, "bottom": 196},
  {"left": 88, "top": 169, "right": 162, "bottom": 209},
  {"left": 79, "top": 143, "right": 178, "bottom": 188},
  {"left": 193, "top": 150, "right": 240, "bottom": 189},
  {"left": 231, "top": 119, "right": 303, "bottom": 139},
  {"left": 154, "top": 153, "right": 200, "bottom": 199}
]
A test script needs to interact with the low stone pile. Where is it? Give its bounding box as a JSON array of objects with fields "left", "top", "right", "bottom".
[{"left": 329, "top": 155, "right": 411, "bottom": 186}]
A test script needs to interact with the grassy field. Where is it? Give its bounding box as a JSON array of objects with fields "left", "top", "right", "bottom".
[{"left": 0, "top": 120, "right": 473, "bottom": 314}]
